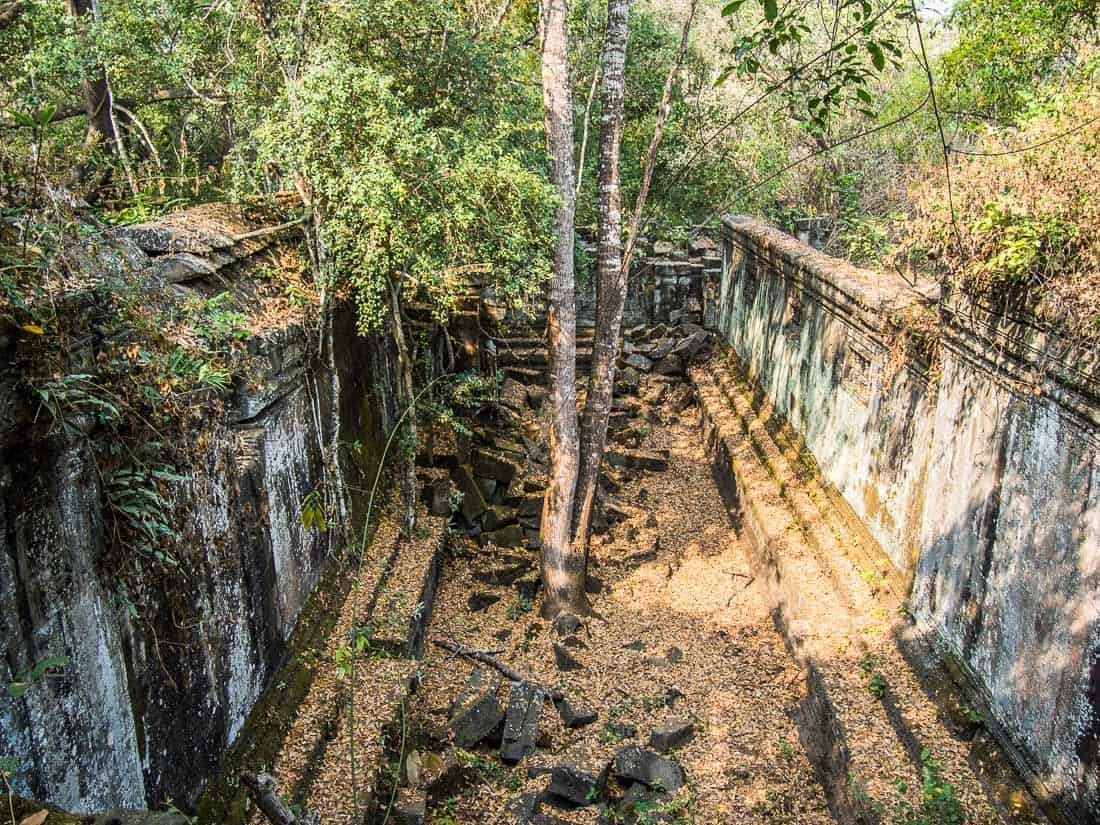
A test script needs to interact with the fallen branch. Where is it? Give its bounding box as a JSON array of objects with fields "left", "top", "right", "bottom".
[
  {"left": 432, "top": 638, "right": 564, "bottom": 701},
  {"left": 240, "top": 772, "right": 318, "bottom": 825}
]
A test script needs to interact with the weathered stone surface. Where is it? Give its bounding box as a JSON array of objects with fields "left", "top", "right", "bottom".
[
  {"left": 482, "top": 523, "right": 525, "bottom": 547},
  {"left": 670, "top": 330, "right": 710, "bottom": 361},
  {"left": 451, "top": 464, "right": 488, "bottom": 522},
  {"left": 518, "top": 493, "right": 544, "bottom": 519},
  {"left": 555, "top": 697, "right": 598, "bottom": 728},
  {"left": 527, "top": 385, "right": 547, "bottom": 410},
  {"left": 508, "top": 790, "right": 541, "bottom": 823},
  {"left": 553, "top": 643, "right": 584, "bottom": 672},
  {"left": 426, "top": 477, "right": 455, "bottom": 516},
  {"left": 500, "top": 377, "right": 530, "bottom": 412},
  {"left": 501, "top": 682, "right": 545, "bottom": 763},
  {"left": 449, "top": 669, "right": 505, "bottom": 748},
  {"left": 615, "top": 367, "right": 641, "bottom": 394},
  {"left": 612, "top": 746, "right": 685, "bottom": 792},
  {"left": 547, "top": 763, "right": 608, "bottom": 806},
  {"left": 649, "top": 720, "right": 694, "bottom": 753},
  {"left": 483, "top": 504, "right": 518, "bottom": 531},
  {"left": 652, "top": 354, "right": 682, "bottom": 376},
  {"left": 606, "top": 449, "right": 669, "bottom": 472},
  {"left": 618, "top": 782, "right": 673, "bottom": 822},
  {"left": 622, "top": 353, "right": 653, "bottom": 373},
  {"left": 474, "top": 449, "right": 521, "bottom": 484}
]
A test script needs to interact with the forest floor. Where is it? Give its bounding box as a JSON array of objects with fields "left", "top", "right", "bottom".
[{"left": 408, "top": 403, "right": 837, "bottom": 824}]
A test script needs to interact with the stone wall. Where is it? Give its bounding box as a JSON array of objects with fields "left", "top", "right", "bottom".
[
  {"left": 710, "top": 215, "right": 1100, "bottom": 824},
  {"left": 0, "top": 208, "right": 390, "bottom": 813}
]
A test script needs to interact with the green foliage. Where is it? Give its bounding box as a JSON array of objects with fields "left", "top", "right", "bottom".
[
  {"left": 106, "top": 463, "right": 185, "bottom": 566},
  {"left": 720, "top": 0, "right": 910, "bottom": 128},
  {"left": 300, "top": 489, "right": 328, "bottom": 532},
  {"left": 860, "top": 652, "right": 888, "bottom": 699},
  {"left": 507, "top": 594, "right": 534, "bottom": 620},
  {"left": 6, "top": 655, "right": 70, "bottom": 699},
  {"left": 237, "top": 1, "right": 555, "bottom": 335},
  {"left": 940, "top": 0, "right": 1100, "bottom": 121},
  {"left": 892, "top": 750, "right": 967, "bottom": 825}
]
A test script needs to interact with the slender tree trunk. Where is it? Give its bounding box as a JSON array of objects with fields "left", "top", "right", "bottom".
[
  {"left": 389, "top": 279, "right": 418, "bottom": 534},
  {"left": 67, "top": 0, "right": 116, "bottom": 145},
  {"left": 572, "top": 0, "right": 631, "bottom": 552},
  {"left": 538, "top": 0, "right": 585, "bottom": 618},
  {"left": 621, "top": 0, "right": 696, "bottom": 273}
]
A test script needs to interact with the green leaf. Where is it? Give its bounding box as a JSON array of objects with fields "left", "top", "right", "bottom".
[
  {"left": 867, "top": 41, "right": 886, "bottom": 72},
  {"left": 763, "top": 0, "right": 778, "bottom": 22},
  {"left": 721, "top": 0, "right": 749, "bottom": 16}
]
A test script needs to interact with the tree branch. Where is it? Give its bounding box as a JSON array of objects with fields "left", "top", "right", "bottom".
[{"left": 0, "top": 88, "right": 227, "bottom": 131}]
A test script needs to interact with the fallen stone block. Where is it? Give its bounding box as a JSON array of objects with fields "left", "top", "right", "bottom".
[
  {"left": 548, "top": 763, "right": 609, "bottom": 806},
  {"left": 612, "top": 745, "right": 685, "bottom": 792},
  {"left": 645, "top": 324, "right": 669, "bottom": 342},
  {"left": 483, "top": 504, "right": 518, "bottom": 532},
  {"left": 622, "top": 353, "right": 653, "bottom": 372},
  {"left": 482, "top": 523, "right": 525, "bottom": 547},
  {"left": 670, "top": 330, "right": 711, "bottom": 361},
  {"left": 426, "top": 477, "right": 455, "bottom": 516},
  {"left": 500, "top": 377, "right": 531, "bottom": 412},
  {"left": 449, "top": 669, "right": 505, "bottom": 748},
  {"left": 451, "top": 464, "right": 488, "bottom": 522},
  {"left": 649, "top": 720, "right": 695, "bottom": 753},
  {"left": 501, "top": 682, "right": 545, "bottom": 763},
  {"left": 615, "top": 367, "right": 642, "bottom": 395},
  {"left": 652, "top": 354, "right": 682, "bottom": 376},
  {"left": 467, "top": 592, "right": 501, "bottom": 612}
]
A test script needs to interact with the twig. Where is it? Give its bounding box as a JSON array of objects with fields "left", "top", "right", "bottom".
[{"left": 431, "top": 638, "right": 564, "bottom": 701}]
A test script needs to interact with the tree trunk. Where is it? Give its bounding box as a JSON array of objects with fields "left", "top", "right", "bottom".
[
  {"left": 389, "top": 279, "right": 419, "bottom": 535},
  {"left": 621, "top": 0, "right": 696, "bottom": 273},
  {"left": 538, "top": 0, "right": 585, "bottom": 618},
  {"left": 65, "top": 0, "right": 118, "bottom": 146},
  {"left": 572, "top": 0, "right": 631, "bottom": 552}
]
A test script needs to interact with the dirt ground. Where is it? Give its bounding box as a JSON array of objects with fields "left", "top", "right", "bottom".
[{"left": 409, "top": 404, "right": 839, "bottom": 824}]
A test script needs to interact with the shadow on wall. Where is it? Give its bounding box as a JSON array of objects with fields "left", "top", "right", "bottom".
[
  {"left": 709, "top": 215, "right": 1100, "bottom": 825},
  {"left": 913, "top": 351, "right": 1100, "bottom": 824}
]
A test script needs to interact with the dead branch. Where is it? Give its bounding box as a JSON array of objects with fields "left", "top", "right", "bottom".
[
  {"left": 240, "top": 772, "right": 318, "bottom": 825},
  {"left": 432, "top": 638, "right": 564, "bottom": 700}
]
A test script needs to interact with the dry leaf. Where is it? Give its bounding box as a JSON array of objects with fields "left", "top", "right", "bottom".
[
  {"left": 20, "top": 324, "right": 44, "bottom": 335},
  {"left": 19, "top": 809, "right": 48, "bottom": 825}
]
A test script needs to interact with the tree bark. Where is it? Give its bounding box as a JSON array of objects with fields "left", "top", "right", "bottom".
[
  {"left": 621, "top": 0, "right": 696, "bottom": 274},
  {"left": 389, "top": 278, "right": 419, "bottom": 535},
  {"left": 538, "top": 0, "right": 585, "bottom": 618},
  {"left": 572, "top": 0, "right": 631, "bottom": 552},
  {"left": 65, "top": 0, "right": 119, "bottom": 147}
]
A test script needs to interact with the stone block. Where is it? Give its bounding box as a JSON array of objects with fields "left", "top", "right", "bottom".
[
  {"left": 612, "top": 746, "right": 684, "bottom": 792},
  {"left": 649, "top": 720, "right": 694, "bottom": 753},
  {"left": 501, "top": 682, "right": 545, "bottom": 763},
  {"left": 474, "top": 449, "right": 521, "bottom": 484},
  {"left": 547, "top": 763, "right": 608, "bottom": 806},
  {"left": 449, "top": 669, "right": 505, "bottom": 748}
]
